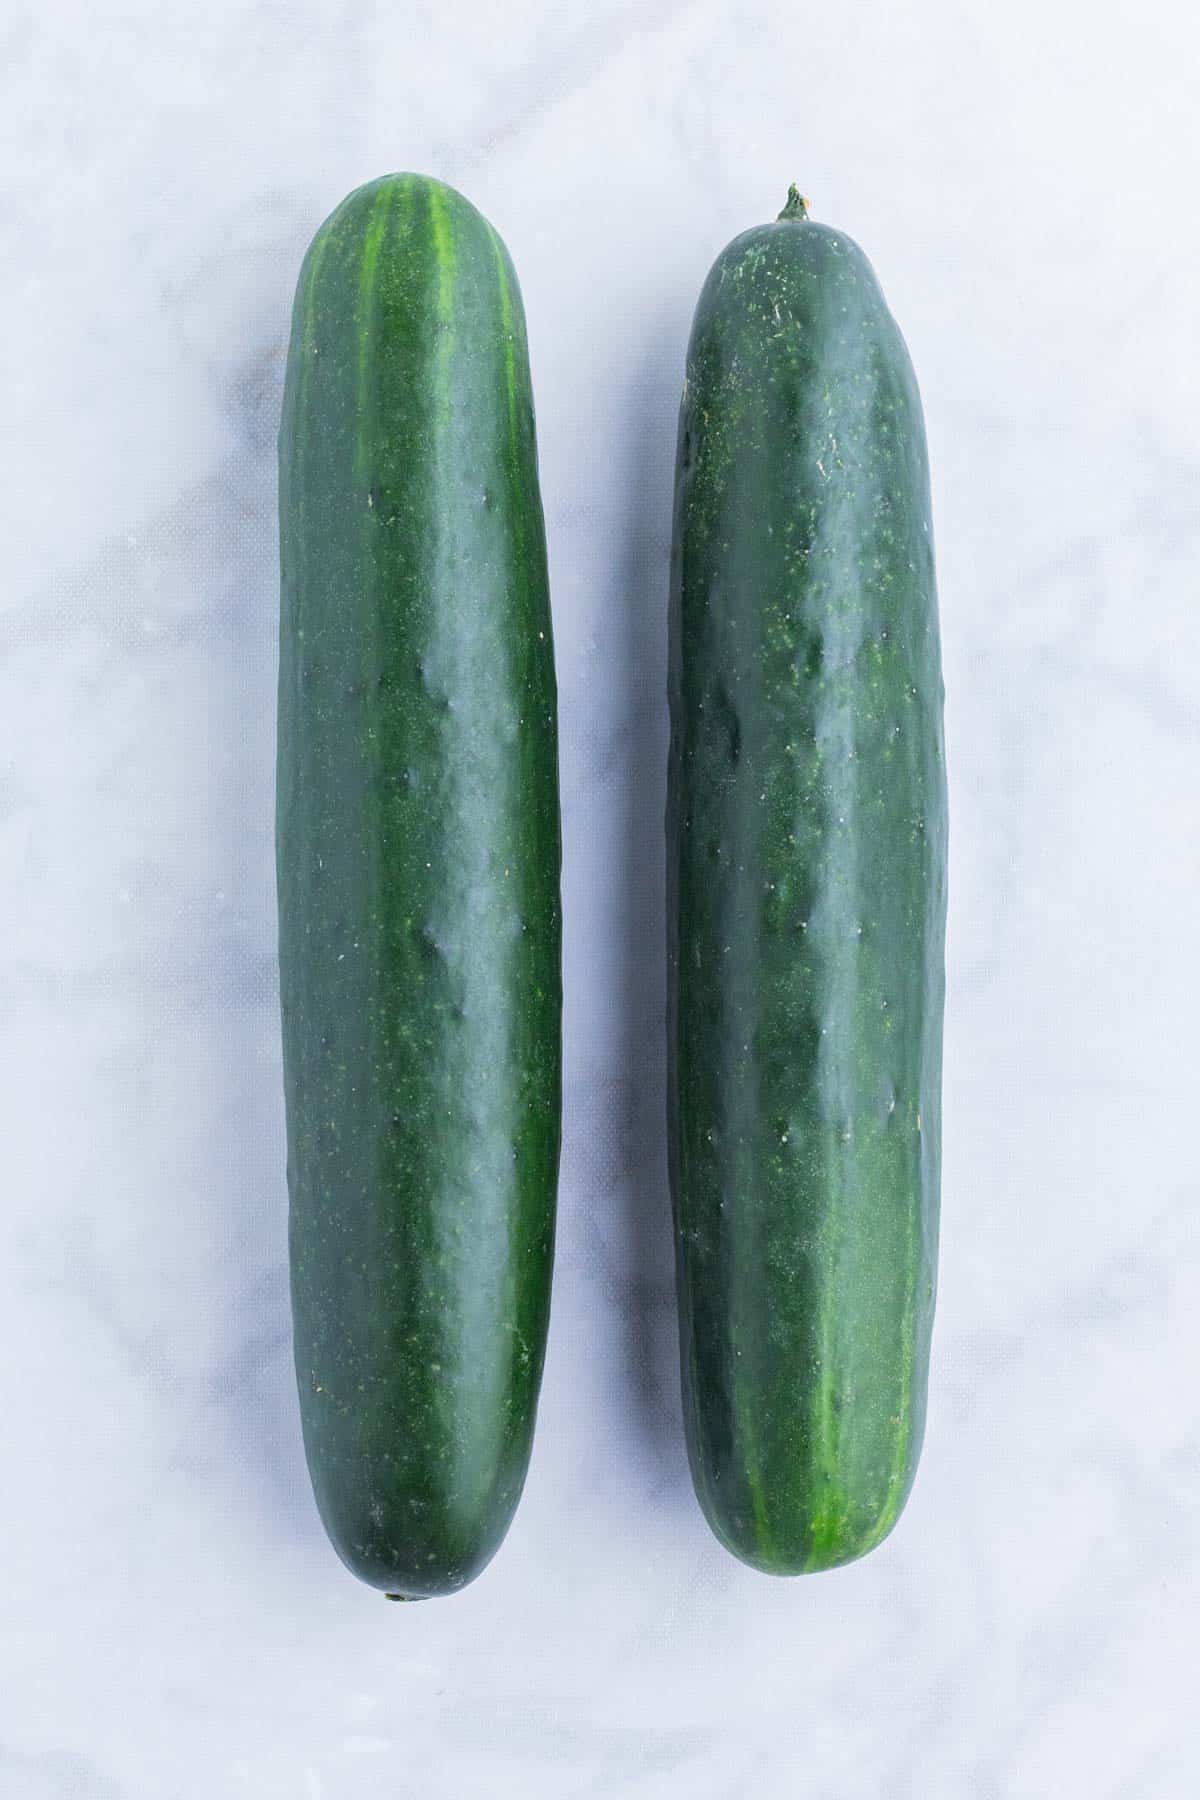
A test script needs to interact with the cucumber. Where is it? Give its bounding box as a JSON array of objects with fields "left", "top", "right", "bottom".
[
  {"left": 277, "top": 175, "right": 561, "bottom": 1598},
  {"left": 666, "top": 188, "right": 947, "bottom": 1573}
]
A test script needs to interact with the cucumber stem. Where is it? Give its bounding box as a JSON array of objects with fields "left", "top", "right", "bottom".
[{"left": 779, "top": 184, "right": 809, "bottom": 220}]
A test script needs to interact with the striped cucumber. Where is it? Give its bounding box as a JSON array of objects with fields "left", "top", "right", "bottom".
[
  {"left": 667, "top": 189, "right": 947, "bottom": 1573},
  {"left": 277, "top": 175, "right": 561, "bottom": 1598}
]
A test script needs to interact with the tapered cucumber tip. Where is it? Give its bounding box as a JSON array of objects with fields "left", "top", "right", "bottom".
[{"left": 778, "top": 183, "right": 810, "bottom": 221}]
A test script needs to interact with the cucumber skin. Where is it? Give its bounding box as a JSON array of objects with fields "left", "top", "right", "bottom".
[
  {"left": 277, "top": 176, "right": 561, "bottom": 1598},
  {"left": 667, "top": 210, "right": 947, "bottom": 1574}
]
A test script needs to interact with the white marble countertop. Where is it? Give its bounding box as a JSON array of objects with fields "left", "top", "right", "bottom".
[{"left": 3, "top": 3, "right": 1198, "bottom": 1795}]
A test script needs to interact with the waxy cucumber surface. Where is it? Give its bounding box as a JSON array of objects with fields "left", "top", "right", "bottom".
[
  {"left": 667, "top": 191, "right": 947, "bottom": 1573},
  {"left": 277, "top": 175, "right": 560, "bottom": 1598}
]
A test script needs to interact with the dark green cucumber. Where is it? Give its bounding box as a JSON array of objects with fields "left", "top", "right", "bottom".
[
  {"left": 667, "top": 188, "right": 947, "bottom": 1574},
  {"left": 277, "top": 174, "right": 561, "bottom": 1598}
]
